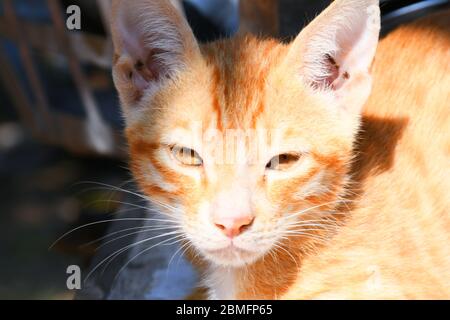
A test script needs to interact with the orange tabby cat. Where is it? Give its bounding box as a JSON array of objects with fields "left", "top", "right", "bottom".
[{"left": 110, "top": 0, "right": 450, "bottom": 299}]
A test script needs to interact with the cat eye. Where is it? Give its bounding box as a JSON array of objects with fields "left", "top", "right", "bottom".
[
  {"left": 266, "top": 153, "right": 301, "bottom": 171},
  {"left": 170, "top": 145, "right": 203, "bottom": 167}
]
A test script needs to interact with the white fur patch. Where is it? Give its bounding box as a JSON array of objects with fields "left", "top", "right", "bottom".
[
  {"left": 204, "top": 266, "right": 237, "bottom": 300},
  {"left": 294, "top": 169, "right": 330, "bottom": 199},
  {"left": 144, "top": 161, "right": 177, "bottom": 192}
]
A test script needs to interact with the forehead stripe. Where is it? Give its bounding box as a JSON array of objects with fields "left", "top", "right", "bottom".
[{"left": 211, "top": 66, "right": 223, "bottom": 131}]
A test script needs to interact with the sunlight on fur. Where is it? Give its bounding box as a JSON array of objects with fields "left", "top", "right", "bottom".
[{"left": 110, "top": 0, "right": 450, "bottom": 299}]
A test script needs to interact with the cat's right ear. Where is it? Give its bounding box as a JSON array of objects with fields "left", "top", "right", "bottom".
[
  {"left": 111, "top": 0, "right": 200, "bottom": 112},
  {"left": 283, "top": 0, "right": 380, "bottom": 114}
]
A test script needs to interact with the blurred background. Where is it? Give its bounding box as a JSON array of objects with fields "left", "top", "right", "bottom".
[{"left": 0, "top": 0, "right": 448, "bottom": 299}]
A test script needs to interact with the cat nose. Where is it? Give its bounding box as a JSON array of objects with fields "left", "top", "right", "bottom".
[{"left": 213, "top": 214, "right": 254, "bottom": 238}]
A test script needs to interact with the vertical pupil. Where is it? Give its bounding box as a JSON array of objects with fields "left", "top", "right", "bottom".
[{"left": 181, "top": 148, "right": 199, "bottom": 163}]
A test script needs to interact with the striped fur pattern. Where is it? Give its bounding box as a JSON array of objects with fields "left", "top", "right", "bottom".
[{"left": 111, "top": 0, "right": 450, "bottom": 299}]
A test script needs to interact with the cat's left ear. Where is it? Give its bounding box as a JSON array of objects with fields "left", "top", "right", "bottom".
[{"left": 285, "top": 0, "right": 380, "bottom": 113}]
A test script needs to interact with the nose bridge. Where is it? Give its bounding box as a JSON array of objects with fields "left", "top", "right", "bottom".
[
  {"left": 211, "top": 166, "right": 255, "bottom": 237},
  {"left": 214, "top": 183, "right": 251, "bottom": 218},
  {"left": 213, "top": 165, "right": 253, "bottom": 216}
]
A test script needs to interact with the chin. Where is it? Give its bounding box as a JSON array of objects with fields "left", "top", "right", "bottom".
[{"left": 201, "top": 245, "right": 266, "bottom": 267}]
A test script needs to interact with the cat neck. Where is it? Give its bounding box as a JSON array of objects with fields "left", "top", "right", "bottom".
[
  {"left": 204, "top": 244, "right": 304, "bottom": 299},
  {"left": 204, "top": 265, "right": 238, "bottom": 300}
]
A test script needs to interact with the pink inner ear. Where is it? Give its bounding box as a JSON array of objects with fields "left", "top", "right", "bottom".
[
  {"left": 119, "top": 23, "right": 165, "bottom": 92},
  {"left": 325, "top": 54, "right": 340, "bottom": 88},
  {"left": 136, "top": 51, "right": 161, "bottom": 80},
  {"left": 310, "top": 54, "right": 341, "bottom": 90},
  {"left": 310, "top": 54, "right": 352, "bottom": 91},
  {"left": 128, "top": 48, "right": 167, "bottom": 93}
]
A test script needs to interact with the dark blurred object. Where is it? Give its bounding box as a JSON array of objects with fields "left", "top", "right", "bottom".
[
  {"left": 0, "top": 120, "right": 132, "bottom": 298},
  {"left": 240, "top": 0, "right": 279, "bottom": 37},
  {"left": 380, "top": 0, "right": 450, "bottom": 35},
  {"left": 183, "top": 1, "right": 231, "bottom": 42},
  {"left": 279, "top": 0, "right": 450, "bottom": 39},
  {"left": 0, "top": 0, "right": 123, "bottom": 157}
]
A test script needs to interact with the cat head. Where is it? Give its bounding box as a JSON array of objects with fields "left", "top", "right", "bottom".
[{"left": 111, "top": 0, "right": 380, "bottom": 267}]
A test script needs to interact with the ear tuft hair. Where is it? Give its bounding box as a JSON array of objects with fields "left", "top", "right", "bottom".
[
  {"left": 111, "top": 0, "right": 199, "bottom": 109},
  {"left": 287, "top": 0, "right": 380, "bottom": 101}
]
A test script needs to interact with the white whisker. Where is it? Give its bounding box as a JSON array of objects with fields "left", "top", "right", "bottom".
[
  {"left": 113, "top": 235, "right": 186, "bottom": 282},
  {"left": 95, "top": 226, "right": 182, "bottom": 251},
  {"left": 76, "top": 181, "right": 182, "bottom": 214},
  {"left": 49, "top": 217, "right": 180, "bottom": 250},
  {"left": 273, "top": 242, "right": 299, "bottom": 270},
  {"left": 167, "top": 240, "right": 191, "bottom": 272},
  {"left": 84, "top": 232, "right": 185, "bottom": 283},
  {"left": 280, "top": 200, "right": 345, "bottom": 222},
  {"left": 80, "top": 224, "right": 178, "bottom": 248}
]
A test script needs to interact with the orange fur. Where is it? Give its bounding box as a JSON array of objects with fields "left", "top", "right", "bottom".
[{"left": 111, "top": 0, "right": 450, "bottom": 299}]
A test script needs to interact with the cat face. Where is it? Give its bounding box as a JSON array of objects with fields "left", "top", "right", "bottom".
[{"left": 111, "top": 0, "right": 380, "bottom": 267}]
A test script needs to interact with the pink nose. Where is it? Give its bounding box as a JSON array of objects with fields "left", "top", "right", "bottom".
[{"left": 214, "top": 215, "right": 254, "bottom": 238}]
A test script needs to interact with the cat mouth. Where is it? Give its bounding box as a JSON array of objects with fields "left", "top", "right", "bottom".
[
  {"left": 203, "top": 244, "right": 261, "bottom": 266},
  {"left": 206, "top": 244, "right": 252, "bottom": 254}
]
